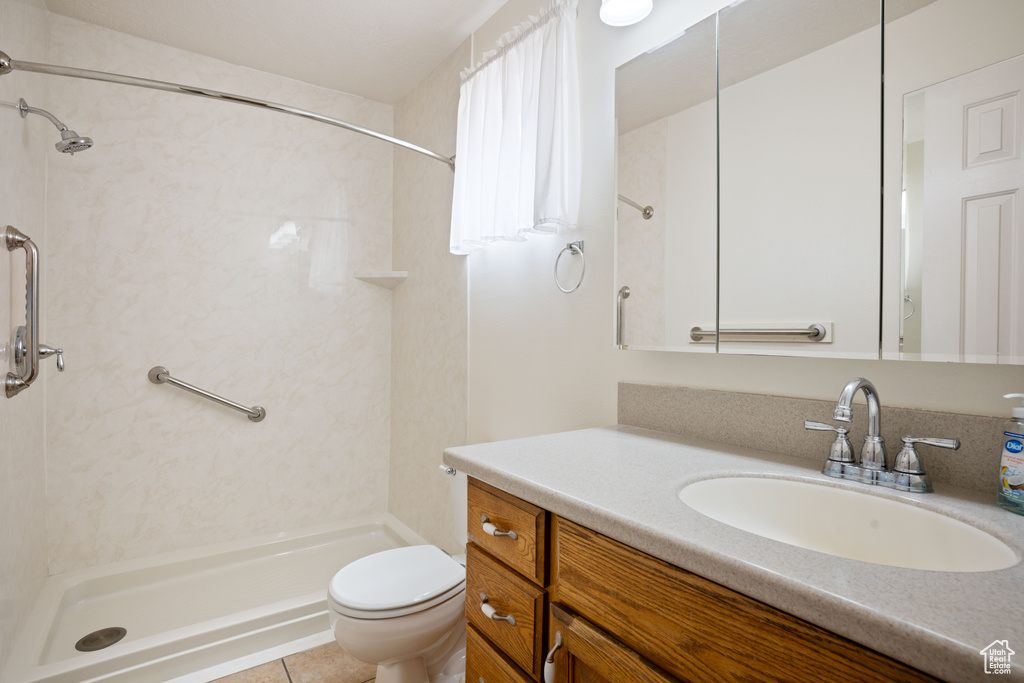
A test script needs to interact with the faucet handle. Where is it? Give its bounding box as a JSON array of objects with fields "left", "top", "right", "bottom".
[
  {"left": 805, "top": 420, "right": 843, "bottom": 432},
  {"left": 903, "top": 436, "right": 960, "bottom": 450},
  {"left": 39, "top": 344, "right": 64, "bottom": 372},
  {"left": 893, "top": 436, "right": 960, "bottom": 474},
  {"left": 804, "top": 420, "right": 855, "bottom": 463}
]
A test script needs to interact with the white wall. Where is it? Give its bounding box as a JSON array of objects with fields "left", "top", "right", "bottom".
[
  {"left": 465, "top": 0, "right": 1024, "bottom": 449},
  {"left": 0, "top": 0, "right": 50, "bottom": 668},
  {"left": 42, "top": 15, "right": 397, "bottom": 573}
]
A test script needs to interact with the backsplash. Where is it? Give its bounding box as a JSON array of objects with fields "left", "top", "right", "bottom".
[{"left": 618, "top": 382, "right": 1002, "bottom": 494}]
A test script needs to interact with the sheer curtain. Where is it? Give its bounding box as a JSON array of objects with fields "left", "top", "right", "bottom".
[{"left": 450, "top": 0, "right": 580, "bottom": 255}]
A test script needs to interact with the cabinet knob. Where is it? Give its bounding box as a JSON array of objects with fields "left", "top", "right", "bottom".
[{"left": 481, "top": 514, "right": 518, "bottom": 540}]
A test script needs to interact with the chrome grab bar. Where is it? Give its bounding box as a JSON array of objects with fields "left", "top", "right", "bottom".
[
  {"left": 5, "top": 226, "right": 38, "bottom": 398},
  {"left": 148, "top": 366, "right": 266, "bottom": 422},
  {"left": 690, "top": 324, "right": 827, "bottom": 342}
]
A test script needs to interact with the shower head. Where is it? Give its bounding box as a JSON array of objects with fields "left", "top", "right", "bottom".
[
  {"left": 11, "top": 97, "right": 93, "bottom": 154},
  {"left": 55, "top": 128, "right": 93, "bottom": 154}
]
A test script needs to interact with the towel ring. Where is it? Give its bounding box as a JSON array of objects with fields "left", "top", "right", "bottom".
[
  {"left": 555, "top": 240, "right": 585, "bottom": 293},
  {"left": 903, "top": 293, "right": 916, "bottom": 320}
]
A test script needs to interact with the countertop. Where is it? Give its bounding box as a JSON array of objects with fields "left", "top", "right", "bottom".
[{"left": 443, "top": 425, "right": 1024, "bottom": 683}]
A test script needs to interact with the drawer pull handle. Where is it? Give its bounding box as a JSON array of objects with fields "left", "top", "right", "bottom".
[
  {"left": 479, "top": 592, "right": 516, "bottom": 626},
  {"left": 481, "top": 514, "right": 518, "bottom": 540},
  {"left": 544, "top": 631, "right": 563, "bottom": 683}
]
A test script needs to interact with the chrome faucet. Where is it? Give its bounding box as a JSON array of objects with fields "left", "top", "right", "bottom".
[
  {"left": 805, "top": 377, "right": 960, "bottom": 493},
  {"left": 833, "top": 377, "right": 886, "bottom": 470}
]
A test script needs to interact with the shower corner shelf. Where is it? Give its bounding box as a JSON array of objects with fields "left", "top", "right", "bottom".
[{"left": 354, "top": 271, "right": 408, "bottom": 289}]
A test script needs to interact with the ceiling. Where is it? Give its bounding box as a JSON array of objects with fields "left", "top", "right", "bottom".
[{"left": 43, "top": 0, "right": 508, "bottom": 104}]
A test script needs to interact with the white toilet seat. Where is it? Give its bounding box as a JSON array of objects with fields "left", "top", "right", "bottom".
[{"left": 329, "top": 545, "right": 466, "bottom": 620}]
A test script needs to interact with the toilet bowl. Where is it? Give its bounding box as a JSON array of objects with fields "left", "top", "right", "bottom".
[{"left": 328, "top": 544, "right": 467, "bottom": 683}]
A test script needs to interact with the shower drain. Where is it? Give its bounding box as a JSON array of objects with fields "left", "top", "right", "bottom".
[{"left": 75, "top": 627, "right": 127, "bottom": 652}]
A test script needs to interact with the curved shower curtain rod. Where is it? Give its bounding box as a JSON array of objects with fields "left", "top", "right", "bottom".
[{"left": 0, "top": 50, "right": 455, "bottom": 171}]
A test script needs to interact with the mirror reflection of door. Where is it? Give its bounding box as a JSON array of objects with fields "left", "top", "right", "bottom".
[{"left": 903, "top": 54, "right": 1024, "bottom": 363}]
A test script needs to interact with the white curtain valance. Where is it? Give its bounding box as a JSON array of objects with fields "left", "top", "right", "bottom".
[{"left": 450, "top": 0, "right": 581, "bottom": 255}]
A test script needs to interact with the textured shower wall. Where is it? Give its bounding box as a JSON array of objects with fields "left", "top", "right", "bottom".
[
  {"left": 0, "top": 0, "right": 50, "bottom": 667},
  {"left": 616, "top": 119, "right": 668, "bottom": 348},
  {"left": 43, "top": 15, "right": 396, "bottom": 573},
  {"left": 389, "top": 40, "right": 469, "bottom": 553}
]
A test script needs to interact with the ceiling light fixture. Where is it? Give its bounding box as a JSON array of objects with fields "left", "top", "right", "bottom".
[{"left": 600, "top": 0, "right": 653, "bottom": 26}]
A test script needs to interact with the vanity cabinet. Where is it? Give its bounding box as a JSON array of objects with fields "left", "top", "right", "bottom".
[{"left": 464, "top": 476, "right": 944, "bottom": 683}]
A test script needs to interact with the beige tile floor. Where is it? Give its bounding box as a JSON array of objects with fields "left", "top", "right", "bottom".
[{"left": 213, "top": 641, "right": 376, "bottom": 683}]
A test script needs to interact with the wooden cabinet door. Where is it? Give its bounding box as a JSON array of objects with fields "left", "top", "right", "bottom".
[{"left": 546, "top": 604, "right": 678, "bottom": 683}]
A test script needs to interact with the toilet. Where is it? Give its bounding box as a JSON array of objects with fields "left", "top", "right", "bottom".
[{"left": 327, "top": 470, "right": 468, "bottom": 683}]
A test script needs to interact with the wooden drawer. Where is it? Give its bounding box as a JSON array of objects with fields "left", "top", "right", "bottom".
[
  {"left": 468, "top": 478, "right": 548, "bottom": 585},
  {"left": 466, "top": 544, "right": 547, "bottom": 680},
  {"left": 467, "top": 623, "right": 534, "bottom": 683},
  {"left": 553, "top": 516, "right": 940, "bottom": 683}
]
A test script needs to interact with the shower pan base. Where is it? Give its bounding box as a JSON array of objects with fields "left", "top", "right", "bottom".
[{"left": 4, "top": 514, "right": 426, "bottom": 683}]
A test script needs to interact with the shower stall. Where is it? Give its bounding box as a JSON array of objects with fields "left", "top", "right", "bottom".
[{"left": 0, "top": 10, "right": 457, "bottom": 682}]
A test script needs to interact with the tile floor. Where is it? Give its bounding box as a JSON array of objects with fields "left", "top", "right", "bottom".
[{"left": 213, "top": 642, "right": 375, "bottom": 683}]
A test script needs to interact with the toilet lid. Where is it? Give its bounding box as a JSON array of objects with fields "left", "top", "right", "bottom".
[{"left": 328, "top": 545, "right": 465, "bottom": 616}]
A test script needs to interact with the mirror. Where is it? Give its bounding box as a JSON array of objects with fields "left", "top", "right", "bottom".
[
  {"left": 615, "top": 0, "right": 1024, "bottom": 364},
  {"left": 615, "top": 0, "right": 885, "bottom": 357},
  {"left": 886, "top": 0, "right": 1024, "bottom": 363}
]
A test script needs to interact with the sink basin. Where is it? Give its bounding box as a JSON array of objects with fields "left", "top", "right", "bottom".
[{"left": 679, "top": 477, "right": 1018, "bottom": 572}]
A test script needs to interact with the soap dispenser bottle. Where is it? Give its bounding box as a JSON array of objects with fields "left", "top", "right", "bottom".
[{"left": 998, "top": 393, "right": 1024, "bottom": 516}]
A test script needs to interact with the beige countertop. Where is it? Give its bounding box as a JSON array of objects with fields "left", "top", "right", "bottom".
[{"left": 443, "top": 425, "right": 1024, "bottom": 683}]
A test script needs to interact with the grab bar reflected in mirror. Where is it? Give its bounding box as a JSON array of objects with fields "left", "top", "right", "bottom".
[
  {"left": 617, "top": 286, "right": 630, "bottom": 348},
  {"left": 617, "top": 195, "right": 654, "bottom": 220},
  {"left": 690, "top": 324, "right": 828, "bottom": 342}
]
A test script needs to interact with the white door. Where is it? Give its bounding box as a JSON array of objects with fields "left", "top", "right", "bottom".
[{"left": 921, "top": 53, "right": 1024, "bottom": 363}]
